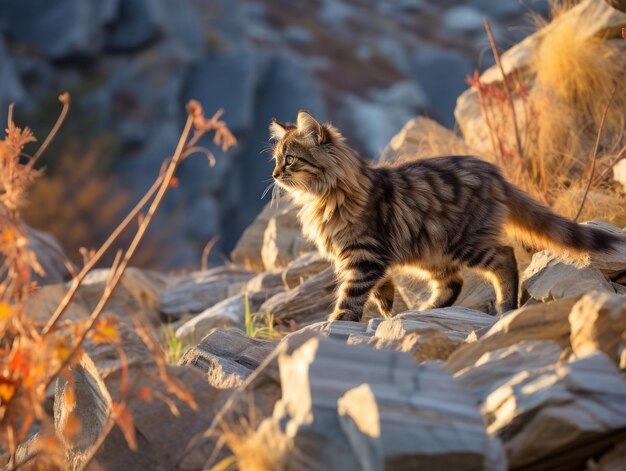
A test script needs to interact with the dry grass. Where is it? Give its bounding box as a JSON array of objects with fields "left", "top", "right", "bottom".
[
  {"left": 468, "top": 0, "right": 626, "bottom": 217},
  {"left": 210, "top": 418, "right": 314, "bottom": 471}
]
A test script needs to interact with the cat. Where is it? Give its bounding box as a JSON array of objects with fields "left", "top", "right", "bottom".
[{"left": 269, "top": 111, "right": 625, "bottom": 322}]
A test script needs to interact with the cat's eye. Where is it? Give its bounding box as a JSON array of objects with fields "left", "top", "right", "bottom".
[{"left": 285, "top": 155, "right": 295, "bottom": 166}]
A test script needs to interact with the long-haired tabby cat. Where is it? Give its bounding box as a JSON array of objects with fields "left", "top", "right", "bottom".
[{"left": 269, "top": 111, "right": 625, "bottom": 322}]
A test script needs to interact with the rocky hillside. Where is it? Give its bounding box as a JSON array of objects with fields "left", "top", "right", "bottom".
[{"left": 0, "top": 0, "right": 551, "bottom": 267}]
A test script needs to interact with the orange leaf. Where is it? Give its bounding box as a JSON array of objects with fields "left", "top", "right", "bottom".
[
  {"left": 167, "top": 176, "right": 179, "bottom": 189},
  {"left": 0, "top": 303, "right": 12, "bottom": 319},
  {"left": 0, "top": 378, "right": 16, "bottom": 404},
  {"left": 137, "top": 386, "right": 152, "bottom": 402},
  {"left": 63, "top": 412, "right": 82, "bottom": 440},
  {"left": 113, "top": 403, "right": 137, "bottom": 450},
  {"left": 91, "top": 317, "right": 120, "bottom": 344}
]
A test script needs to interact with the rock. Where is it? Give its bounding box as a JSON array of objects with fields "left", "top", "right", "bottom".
[
  {"left": 260, "top": 334, "right": 493, "bottom": 470},
  {"left": 446, "top": 296, "right": 581, "bottom": 373},
  {"left": 455, "top": 0, "right": 626, "bottom": 154},
  {"left": 366, "top": 327, "right": 462, "bottom": 362},
  {"left": 0, "top": 37, "right": 26, "bottom": 112},
  {"left": 454, "top": 340, "right": 564, "bottom": 403},
  {"left": 378, "top": 116, "right": 472, "bottom": 164},
  {"left": 371, "top": 307, "right": 497, "bottom": 341},
  {"left": 394, "top": 267, "right": 497, "bottom": 314},
  {"left": 182, "top": 46, "right": 260, "bottom": 135},
  {"left": 180, "top": 328, "right": 278, "bottom": 391},
  {"left": 261, "top": 205, "right": 316, "bottom": 272},
  {"left": 26, "top": 284, "right": 89, "bottom": 325},
  {"left": 521, "top": 251, "right": 615, "bottom": 303},
  {"left": 0, "top": 0, "right": 105, "bottom": 59},
  {"left": 174, "top": 290, "right": 280, "bottom": 346},
  {"left": 54, "top": 354, "right": 112, "bottom": 471},
  {"left": 614, "top": 158, "right": 626, "bottom": 192},
  {"left": 26, "top": 225, "right": 74, "bottom": 285},
  {"left": 583, "top": 221, "right": 626, "bottom": 278},
  {"left": 96, "top": 365, "right": 224, "bottom": 471},
  {"left": 159, "top": 266, "right": 255, "bottom": 319},
  {"left": 281, "top": 251, "right": 330, "bottom": 289},
  {"left": 593, "top": 440, "right": 626, "bottom": 470},
  {"left": 104, "top": 0, "right": 163, "bottom": 52},
  {"left": 408, "top": 48, "right": 473, "bottom": 127},
  {"left": 483, "top": 352, "right": 626, "bottom": 470},
  {"left": 443, "top": 6, "right": 487, "bottom": 35},
  {"left": 231, "top": 200, "right": 297, "bottom": 272},
  {"left": 260, "top": 268, "right": 337, "bottom": 328},
  {"left": 77, "top": 267, "right": 170, "bottom": 326},
  {"left": 569, "top": 291, "right": 626, "bottom": 366},
  {"left": 342, "top": 82, "right": 427, "bottom": 157}
]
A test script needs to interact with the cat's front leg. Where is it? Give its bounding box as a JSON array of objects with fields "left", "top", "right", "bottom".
[{"left": 328, "top": 262, "right": 386, "bottom": 322}]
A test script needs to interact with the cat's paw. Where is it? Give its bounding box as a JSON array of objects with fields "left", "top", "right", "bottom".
[
  {"left": 328, "top": 309, "right": 361, "bottom": 322},
  {"left": 417, "top": 302, "right": 435, "bottom": 311}
]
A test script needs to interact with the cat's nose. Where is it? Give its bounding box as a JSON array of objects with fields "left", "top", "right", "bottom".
[{"left": 272, "top": 168, "right": 281, "bottom": 179}]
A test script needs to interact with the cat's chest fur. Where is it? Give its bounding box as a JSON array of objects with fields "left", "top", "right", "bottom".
[{"left": 294, "top": 191, "right": 360, "bottom": 259}]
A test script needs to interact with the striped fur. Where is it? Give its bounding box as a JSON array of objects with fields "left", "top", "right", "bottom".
[{"left": 270, "top": 112, "right": 625, "bottom": 322}]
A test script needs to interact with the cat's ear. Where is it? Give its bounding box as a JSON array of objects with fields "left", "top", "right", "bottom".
[
  {"left": 269, "top": 118, "right": 288, "bottom": 141},
  {"left": 296, "top": 110, "right": 327, "bottom": 144}
]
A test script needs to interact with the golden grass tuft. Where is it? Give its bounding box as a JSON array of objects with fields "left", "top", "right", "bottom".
[
  {"left": 527, "top": 0, "right": 626, "bottom": 193},
  {"left": 211, "top": 419, "right": 315, "bottom": 471}
]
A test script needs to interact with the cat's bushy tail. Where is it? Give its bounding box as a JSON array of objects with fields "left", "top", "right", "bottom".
[{"left": 502, "top": 184, "right": 625, "bottom": 257}]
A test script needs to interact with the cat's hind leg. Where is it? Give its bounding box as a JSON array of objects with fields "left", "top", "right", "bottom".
[
  {"left": 419, "top": 271, "right": 463, "bottom": 310},
  {"left": 474, "top": 246, "right": 519, "bottom": 314},
  {"left": 372, "top": 277, "right": 395, "bottom": 318}
]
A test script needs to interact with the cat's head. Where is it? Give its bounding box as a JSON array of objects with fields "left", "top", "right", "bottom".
[{"left": 269, "top": 111, "right": 357, "bottom": 195}]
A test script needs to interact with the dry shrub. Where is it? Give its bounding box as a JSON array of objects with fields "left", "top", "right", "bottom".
[
  {"left": 552, "top": 187, "right": 626, "bottom": 227},
  {"left": 528, "top": 0, "right": 626, "bottom": 190},
  {"left": 211, "top": 418, "right": 315, "bottom": 471},
  {"left": 0, "top": 98, "right": 235, "bottom": 469},
  {"left": 468, "top": 0, "right": 626, "bottom": 214}
]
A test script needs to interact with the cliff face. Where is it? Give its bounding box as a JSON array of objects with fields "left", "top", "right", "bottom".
[{"left": 0, "top": 0, "right": 550, "bottom": 267}]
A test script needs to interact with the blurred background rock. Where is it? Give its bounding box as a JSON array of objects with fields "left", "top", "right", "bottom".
[{"left": 0, "top": 0, "right": 551, "bottom": 268}]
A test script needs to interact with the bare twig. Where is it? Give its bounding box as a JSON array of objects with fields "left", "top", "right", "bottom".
[
  {"left": 26, "top": 93, "right": 70, "bottom": 170},
  {"left": 201, "top": 236, "right": 219, "bottom": 271},
  {"left": 44, "top": 115, "right": 194, "bottom": 387},
  {"left": 591, "top": 143, "right": 626, "bottom": 187},
  {"left": 484, "top": 18, "right": 524, "bottom": 161},
  {"left": 574, "top": 85, "right": 617, "bottom": 222}
]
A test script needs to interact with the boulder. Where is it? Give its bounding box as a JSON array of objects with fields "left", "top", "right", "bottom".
[
  {"left": 54, "top": 354, "right": 112, "bottom": 471},
  {"left": 231, "top": 200, "right": 302, "bottom": 272},
  {"left": 592, "top": 440, "right": 626, "bottom": 470},
  {"left": 408, "top": 48, "right": 473, "bottom": 127},
  {"left": 260, "top": 268, "right": 337, "bottom": 328},
  {"left": 174, "top": 290, "right": 280, "bottom": 347},
  {"left": 521, "top": 251, "right": 615, "bottom": 304},
  {"left": 0, "top": 0, "right": 105, "bottom": 59},
  {"left": 74, "top": 267, "right": 170, "bottom": 327},
  {"left": 454, "top": 340, "right": 564, "bottom": 404},
  {"left": 281, "top": 251, "right": 330, "bottom": 289},
  {"left": 568, "top": 291, "right": 626, "bottom": 366},
  {"left": 256, "top": 334, "right": 495, "bottom": 470},
  {"left": 104, "top": 0, "right": 163, "bottom": 52},
  {"left": 446, "top": 296, "right": 581, "bottom": 373},
  {"left": 378, "top": 116, "right": 473, "bottom": 164},
  {"left": 159, "top": 266, "right": 255, "bottom": 319},
  {"left": 394, "top": 267, "right": 497, "bottom": 314},
  {"left": 370, "top": 307, "right": 497, "bottom": 341},
  {"left": 365, "top": 328, "right": 462, "bottom": 362},
  {"left": 455, "top": 0, "right": 626, "bottom": 155},
  {"left": 261, "top": 206, "right": 316, "bottom": 272},
  {"left": 26, "top": 225, "right": 74, "bottom": 285},
  {"left": 26, "top": 283, "right": 90, "bottom": 325},
  {"left": 483, "top": 352, "right": 626, "bottom": 470}
]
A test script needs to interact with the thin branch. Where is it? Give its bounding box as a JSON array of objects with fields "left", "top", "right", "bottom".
[
  {"left": 591, "top": 143, "right": 626, "bottom": 187},
  {"left": 44, "top": 115, "right": 194, "bottom": 387},
  {"left": 41, "top": 173, "right": 165, "bottom": 335},
  {"left": 26, "top": 93, "right": 70, "bottom": 170},
  {"left": 484, "top": 18, "right": 524, "bottom": 161},
  {"left": 574, "top": 85, "right": 617, "bottom": 222}
]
